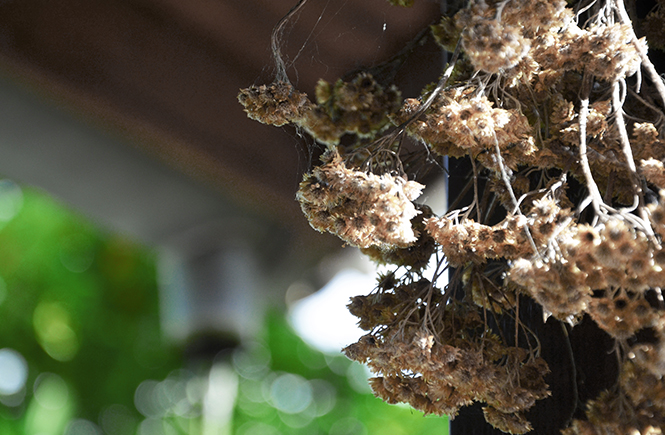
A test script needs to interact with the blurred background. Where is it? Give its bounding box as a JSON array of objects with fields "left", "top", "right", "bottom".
[{"left": 0, "top": 1, "right": 449, "bottom": 434}]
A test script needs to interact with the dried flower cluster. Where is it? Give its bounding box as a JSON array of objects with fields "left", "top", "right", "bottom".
[
  {"left": 455, "top": 0, "right": 643, "bottom": 84},
  {"left": 344, "top": 277, "right": 549, "bottom": 434},
  {"left": 427, "top": 196, "right": 568, "bottom": 262},
  {"left": 237, "top": 81, "right": 311, "bottom": 126},
  {"left": 241, "top": 0, "right": 665, "bottom": 432},
  {"left": 563, "top": 340, "right": 665, "bottom": 434},
  {"left": 296, "top": 149, "right": 423, "bottom": 249},
  {"left": 308, "top": 73, "right": 402, "bottom": 144},
  {"left": 239, "top": 73, "right": 400, "bottom": 145},
  {"left": 360, "top": 204, "right": 437, "bottom": 270},
  {"left": 394, "top": 87, "right": 538, "bottom": 172},
  {"left": 509, "top": 210, "right": 659, "bottom": 325}
]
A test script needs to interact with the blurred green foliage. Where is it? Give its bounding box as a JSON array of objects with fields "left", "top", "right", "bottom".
[
  {"left": 0, "top": 183, "right": 449, "bottom": 435},
  {"left": 0, "top": 183, "right": 181, "bottom": 435},
  {"left": 233, "top": 312, "right": 450, "bottom": 435}
]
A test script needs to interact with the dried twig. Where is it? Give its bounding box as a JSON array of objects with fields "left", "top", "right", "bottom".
[{"left": 578, "top": 73, "right": 604, "bottom": 217}]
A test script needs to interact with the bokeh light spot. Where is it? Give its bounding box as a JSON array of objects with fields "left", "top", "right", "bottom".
[
  {"left": 33, "top": 373, "right": 69, "bottom": 410},
  {"left": 137, "top": 418, "right": 178, "bottom": 435},
  {"left": 64, "top": 419, "right": 103, "bottom": 435},
  {"left": 346, "top": 361, "right": 372, "bottom": 394},
  {"left": 329, "top": 417, "right": 368, "bottom": 435},
  {"left": 0, "top": 179, "right": 23, "bottom": 224},
  {"left": 269, "top": 373, "right": 313, "bottom": 414},
  {"left": 164, "top": 370, "right": 199, "bottom": 418},
  {"left": 310, "top": 379, "right": 337, "bottom": 416},
  {"left": 325, "top": 353, "right": 351, "bottom": 376},
  {"left": 134, "top": 380, "right": 161, "bottom": 418},
  {"left": 26, "top": 372, "right": 74, "bottom": 435},
  {"left": 0, "top": 348, "right": 28, "bottom": 396},
  {"left": 33, "top": 301, "right": 79, "bottom": 361},
  {"left": 237, "top": 422, "right": 283, "bottom": 435},
  {"left": 289, "top": 269, "right": 370, "bottom": 354},
  {"left": 154, "top": 378, "right": 181, "bottom": 413},
  {"left": 185, "top": 376, "right": 207, "bottom": 408},
  {"left": 232, "top": 341, "right": 271, "bottom": 380},
  {"left": 135, "top": 370, "right": 202, "bottom": 422},
  {"left": 278, "top": 408, "right": 315, "bottom": 429}
]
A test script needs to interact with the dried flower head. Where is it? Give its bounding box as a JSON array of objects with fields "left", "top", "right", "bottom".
[
  {"left": 460, "top": 18, "right": 530, "bottom": 74},
  {"left": 583, "top": 23, "right": 643, "bottom": 82},
  {"left": 297, "top": 149, "right": 423, "bottom": 248},
  {"left": 237, "top": 81, "right": 312, "bottom": 126},
  {"left": 483, "top": 407, "right": 532, "bottom": 435},
  {"left": 588, "top": 288, "right": 658, "bottom": 339},
  {"left": 396, "top": 87, "right": 536, "bottom": 172},
  {"left": 305, "top": 73, "right": 402, "bottom": 144},
  {"left": 361, "top": 204, "right": 436, "bottom": 269}
]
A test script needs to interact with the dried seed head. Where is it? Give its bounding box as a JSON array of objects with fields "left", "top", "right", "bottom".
[
  {"left": 297, "top": 150, "right": 423, "bottom": 249},
  {"left": 238, "top": 81, "right": 312, "bottom": 126},
  {"left": 483, "top": 407, "right": 533, "bottom": 435}
]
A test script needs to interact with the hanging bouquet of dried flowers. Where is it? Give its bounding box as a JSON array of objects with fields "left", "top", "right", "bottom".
[{"left": 240, "top": 0, "right": 665, "bottom": 433}]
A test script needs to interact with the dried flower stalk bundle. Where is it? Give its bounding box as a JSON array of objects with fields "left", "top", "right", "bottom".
[{"left": 240, "top": 0, "right": 665, "bottom": 433}]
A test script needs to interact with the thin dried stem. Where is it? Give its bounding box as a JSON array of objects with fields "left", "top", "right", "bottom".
[
  {"left": 471, "top": 158, "right": 482, "bottom": 223},
  {"left": 492, "top": 133, "right": 540, "bottom": 257},
  {"left": 614, "top": 0, "right": 665, "bottom": 108},
  {"left": 612, "top": 80, "right": 656, "bottom": 239},
  {"left": 394, "top": 36, "right": 464, "bottom": 134},
  {"left": 627, "top": 87, "right": 665, "bottom": 128},
  {"left": 578, "top": 73, "right": 604, "bottom": 217},
  {"left": 271, "top": 0, "right": 309, "bottom": 83}
]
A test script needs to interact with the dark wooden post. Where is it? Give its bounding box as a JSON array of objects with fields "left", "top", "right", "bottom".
[{"left": 446, "top": 157, "right": 618, "bottom": 434}]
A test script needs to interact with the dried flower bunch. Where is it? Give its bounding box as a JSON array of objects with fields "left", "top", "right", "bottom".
[
  {"left": 296, "top": 148, "right": 424, "bottom": 249},
  {"left": 240, "top": 0, "right": 665, "bottom": 433},
  {"left": 394, "top": 86, "right": 539, "bottom": 172},
  {"left": 344, "top": 276, "right": 550, "bottom": 434},
  {"left": 239, "top": 73, "right": 401, "bottom": 145},
  {"left": 237, "top": 81, "right": 312, "bottom": 127}
]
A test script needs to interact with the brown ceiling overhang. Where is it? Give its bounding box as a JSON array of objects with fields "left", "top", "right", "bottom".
[{"left": 0, "top": 0, "right": 443, "bottom": 233}]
